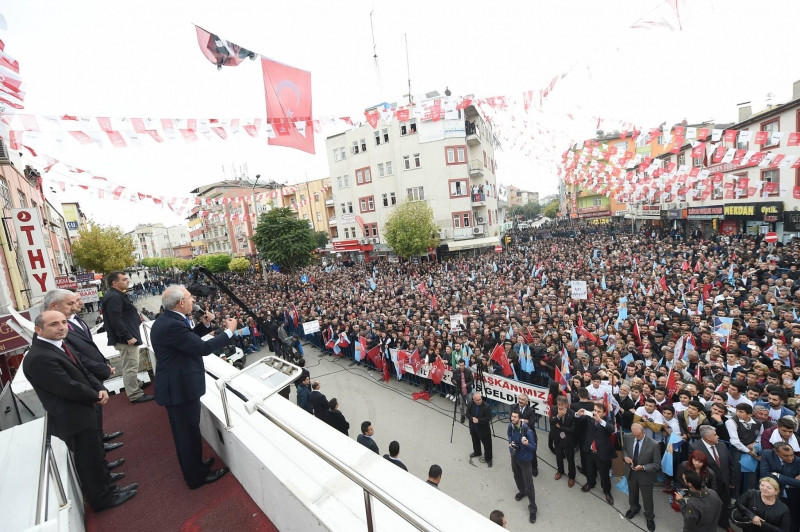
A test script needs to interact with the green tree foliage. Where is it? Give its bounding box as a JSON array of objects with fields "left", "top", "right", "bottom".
[
  {"left": 172, "top": 258, "right": 191, "bottom": 272},
  {"left": 313, "top": 231, "right": 329, "bottom": 249},
  {"left": 189, "top": 253, "right": 231, "bottom": 273},
  {"left": 508, "top": 201, "right": 541, "bottom": 220},
  {"left": 157, "top": 257, "right": 173, "bottom": 270},
  {"left": 72, "top": 222, "right": 136, "bottom": 274},
  {"left": 383, "top": 201, "right": 439, "bottom": 259},
  {"left": 228, "top": 257, "right": 251, "bottom": 274},
  {"left": 253, "top": 207, "right": 317, "bottom": 271},
  {"left": 542, "top": 199, "right": 560, "bottom": 219}
]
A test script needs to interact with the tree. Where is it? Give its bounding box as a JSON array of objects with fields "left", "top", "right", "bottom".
[
  {"left": 542, "top": 199, "right": 560, "bottom": 219},
  {"left": 383, "top": 201, "right": 439, "bottom": 259},
  {"left": 253, "top": 207, "right": 317, "bottom": 271},
  {"left": 172, "top": 258, "right": 191, "bottom": 272},
  {"left": 228, "top": 257, "right": 250, "bottom": 274},
  {"left": 313, "top": 231, "right": 329, "bottom": 249},
  {"left": 72, "top": 222, "right": 136, "bottom": 274}
]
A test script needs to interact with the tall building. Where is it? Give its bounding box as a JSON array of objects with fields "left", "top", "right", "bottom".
[
  {"left": 127, "top": 222, "right": 191, "bottom": 260},
  {"left": 507, "top": 186, "right": 539, "bottom": 207},
  {"left": 60, "top": 201, "right": 88, "bottom": 240},
  {"left": 326, "top": 92, "right": 504, "bottom": 259}
]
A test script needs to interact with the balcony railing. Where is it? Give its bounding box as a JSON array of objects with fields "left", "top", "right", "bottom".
[
  {"left": 471, "top": 193, "right": 486, "bottom": 203},
  {"left": 465, "top": 121, "right": 481, "bottom": 145},
  {"left": 467, "top": 160, "right": 484, "bottom": 177}
]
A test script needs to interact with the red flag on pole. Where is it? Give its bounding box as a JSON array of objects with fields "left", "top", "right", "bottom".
[
  {"left": 396, "top": 350, "right": 410, "bottom": 377},
  {"left": 410, "top": 349, "right": 422, "bottom": 374},
  {"left": 366, "top": 345, "right": 382, "bottom": 369},
  {"left": 666, "top": 368, "right": 677, "bottom": 397},
  {"left": 430, "top": 356, "right": 446, "bottom": 385},
  {"left": 555, "top": 366, "right": 567, "bottom": 391},
  {"left": 261, "top": 57, "right": 314, "bottom": 154},
  {"left": 490, "top": 343, "right": 513, "bottom": 377},
  {"left": 382, "top": 358, "right": 390, "bottom": 382},
  {"left": 632, "top": 321, "right": 643, "bottom": 347}
]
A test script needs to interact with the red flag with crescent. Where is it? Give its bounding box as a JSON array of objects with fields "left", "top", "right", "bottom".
[{"left": 262, "top": 58, "right": 314, "bottom": 154}]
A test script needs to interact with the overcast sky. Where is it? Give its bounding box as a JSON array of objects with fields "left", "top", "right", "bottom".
[{"left": 3, "top": 0, "right": 800, "bottom": 231}]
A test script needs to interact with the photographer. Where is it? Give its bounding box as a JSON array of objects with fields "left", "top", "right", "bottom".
[
  {"left": 675, "top": 470, "right": 723, "bottom": 532},
  {"left": 507, "top": 410, "right": 538, "bottom": 524}
]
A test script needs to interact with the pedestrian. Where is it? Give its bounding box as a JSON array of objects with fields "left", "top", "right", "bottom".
[
  {"left": 690, "top": 425, "right": 735, "bottom": 531},
  {"left": 451, "top": 358, "right": 473, "bottom": 424},
  {"left": 357, "top": 421, "right": 379, "bottom": 454},
  {"left": 579, "top": 402, "right": 616, "bottom": 505},
  {"left": 425, "top": 464, "right": 442, "bottom": 489},
  {"left": 675, "top": 470, "right": 723, "bottom": 531},
  {"left": 467, "top": 392, "right": 493, "bottom": 467},
  {"left": 623, "top": 423, "right": 661, "bottom": 531},
  {"left": 309, "top": 380, "right": 328, "bottom": 422},
  {"left": 512, "top": 393, "right": 539, "bottom": 476},
  {"left": 488, "top": 510, "right": 507, "bottom": 528},
  {"left": 550, "top": 395, "right": 578, "bottom": 487},
  {"left": 507, "top": 410, "right": 538, "bottom": 524},
  {"left": 325, "top": 398, "right": 350, "bottom": 435},
  {"left": 296, "top": 376, "right": 312, "bottom": 414},
  {"left": 383, "top": 441, "right": 408, "bottom": 471}
]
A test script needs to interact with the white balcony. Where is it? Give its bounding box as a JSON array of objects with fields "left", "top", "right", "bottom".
[{"left": 468, "top": 160, "right": 484, "bottom": 178}]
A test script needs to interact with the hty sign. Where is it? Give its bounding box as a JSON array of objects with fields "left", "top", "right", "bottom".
[{"left": 12, "top": 208, "right": 56, "bottom": 302}]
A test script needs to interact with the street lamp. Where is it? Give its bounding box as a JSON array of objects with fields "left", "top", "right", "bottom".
[{"left": 251, "top": 174, "right": 261, "bottom": 229}]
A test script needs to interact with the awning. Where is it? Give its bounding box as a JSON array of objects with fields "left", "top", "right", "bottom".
[{"left": 446, "top": 235, "right": 500, "bottom": 252}]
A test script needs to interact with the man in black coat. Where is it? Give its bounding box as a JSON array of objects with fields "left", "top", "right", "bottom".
[
  {"left": 357, "top": 421, "right": 379, "bottom": 454},
  {"left": 309, "top": 380, "right": 328, "bottom": 422},
  {"left": 761, "top": 442, "right": 800, "bottom": 532},
  {"left": 325, "top": 398, "right": 350, "bottom": 435},
  {"left": 467, "top": 392, "right": 494, "bottom": 467},
  {"left": 690, "top": 425, "right": 736, "bottom": 531},
  {"left": 579, "top": 402, "right": 616, "bottom": 505},
  {"left": 101, "top": 271, "right": 151, "bottom": 403},
  {"left": 22, "top": 311, "right": 137, "bottom": 511},
  {"left": 550, "top": 395, "right": 579, "bottom": 486},
  {"left": 151, "top": 285, "right": 237, "bottom": 489}
]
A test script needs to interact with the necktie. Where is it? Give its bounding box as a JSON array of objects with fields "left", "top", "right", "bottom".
[
  {"left": 78, "top": 317, "right": 91, "bottom": 336},
  {"left": 62, "top": 343, "right": 78, "bottom": 365},
  {"left": 710, "top": 445, "right": 721, "bottom": 467},
  {"left": 184, "top": 315, "right": 192, "bottom": 328},
  {"left": 633, "top": 439, "right": 640, "bottom": 465}
]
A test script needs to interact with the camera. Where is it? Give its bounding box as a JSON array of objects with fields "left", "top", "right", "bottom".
[{"left": 509, "top": 441, "right": 520, "bottom": 457}]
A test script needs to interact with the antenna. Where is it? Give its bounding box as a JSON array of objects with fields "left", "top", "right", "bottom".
[
  {"left": 370, "top": 10, "right": 382, "bottom": 98},
  {"left": 404, "top": 34, "right": 412, "bottom": 106}
]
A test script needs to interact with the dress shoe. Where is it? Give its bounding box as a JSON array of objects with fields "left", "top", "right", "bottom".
[
  {"left": 576, "top": 466, "right": 585, "bottom": 475},
  {"left": 130, "top": 394, "right": 154, "bottom": 404},
  {"left": 605, "top": 493, "right": 614, "bottom": 505},
  {"left": 581, "top": 484, "right": 593, "bottom": 492},
  {"left": 486, "top": 461, "right": 492, "bottom": 468},
  {"left": 103, "top": 431, "right": 123, "bottom": 442},
  {"left": 139, "top": 380, "right": 152, "bottom": 389},
  {"left": 646, "top": 519, "right": 655, "bottom": 531},
  {"left": 104, "top": 442, "right": 123, "bottom": 452},
  {"left": 554, "top": 472, "right": 563, "bottom": 480},
  {"left": 514, "top": 492, "right": 525, "bottom": 501},
  {"left": 469, "top": 452, "right": 481, "bottom": 458},
  {"left": 532, "top": 468, "right": 538, "bottom": 477},
  {"left": 93, "top": 489, "right": 137, "bottom": 512},
  {"left": 625, "top": 509, "right": 639, "bottom": 519},
  {"left": 567, "top": 478, "right": 575, "bottom": 488},
  {"left": 106, "top": 458, "right": 125, "bottom": 470},
  {"left": 190, "top": 467, "right": 229, "bottom": 490},
  {"left": 459, "top": 415, "right": 466, "bottom": 424},
  {"left": 529, "top": 513, "right": 537, "bottom": 524},
  {"left": 109, "top": 472, "right": 125, "bottom": 483},
  {"left": 114, "top": 483, "right": 138, "bottom": 493},
  {"left": 203, "top": 457, "right": 215, "bottom": 468}
]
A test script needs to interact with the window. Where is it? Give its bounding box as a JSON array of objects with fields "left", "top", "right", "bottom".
[
  {"left": 386, "top": 161, "right": 393, "bottom": 175},
  {"left": 352, "top": 139, "right": 367, "bottom": 155},
  {"left": 317, "top": 212, "right": 322, "bottom": 221},
  {"left": 300, "top": 194, "right": 305, "bottom": 202},
  {"left": 452, "top": 211, "right": 471, "bottom": 228},
  {"left": 762, "top": 169, "right": 780, "bottom": 197},
  {"left": 374, "top": 128, "right": 389, "bottom": 145},
  {"left": 333, "top": 147, "right": 340, "bottom": 161},
  {"left": 591, "top": 197, "right": 603, "bottom": 206},
  {"left": 359, "top": 196, "right": 375, "bottom": 212},
  {"left": 413, "top": 153, "right": 421, "bottom": 168},
  {"left": 382, "top": 128, "right": 389, "bottom": 143},
  {"left": 677, "top": 152, "right": 685, "bottom": 167},
  {"left": 356, "top": 167, "right": 372, "bottom": 185},
  {"left": 363, "top": 223, "right": 379, "bottom": 238},
  {"left": 377, "top": 163, "right": 384, "bottom": 177},
  {"left": 314, "top": 193, "right": 319, "bottom": 202},
  {"left": 762, "top": 118, "right": 780, "bottom": 149},
  {"left": 17, "top": 190, "right": 27, "bottom": 208},
  {"left": 656, "top": 135, "right": 664, "bottom": 145},
  {"left": 445, "top": 145, "right": 467, "bottom": 165},
  {"left": 453, "top": 213, "right": 461, "bottom": 229},
  {"left": 340, "top": 202, "right": 353, "bottom": 214},
  {"left": 403, "top": 156, "right": 410, "bottom": 170},
  {"left": 303, "top": 213, "right": 309, "bottom": 220},
  {"left": 692, "top": 154, "right": 703, "bottom": 167},
  {"left": 378, "top": 160, "right": 393, "bottom": 177},
  {"left": 382, "top": 192, "right": 397, "bottom": 207},
  {"left": 407, "top": 187, "right": 424, "bottom": 201},
  {"left": 400, "top": 120, "right": 417, "bottom": 136},
  {"left": 344, "top": 227, "right": 351, "bottom": 238},
  {"left": 333, "top": 147, "right": 347, "bottom": 161},
  {"left": 449, "top": 179, "right": 468, "bottom": 197},
  {"left": 0, "top": 177, "right": 11, "bottom": 209}
]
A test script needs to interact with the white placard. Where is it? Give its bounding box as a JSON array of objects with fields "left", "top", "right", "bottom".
[
  {"left": 78, "top": 287, "right": 99, "bottom": 303},
  {"left": 449, "top": 314, "right": 465, "bottom": 333},
  {"left": 570, "top": 280, "right": 588, "bottom": 300},
  {"left": 302, "top": 319, "right": 320, "bottom": 335}
]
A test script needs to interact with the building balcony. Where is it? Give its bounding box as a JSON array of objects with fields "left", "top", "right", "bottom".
[
  {"left": 325, "top": 198, "right": 334, "bottom": 206},
  {"left": 328, "top": 217, "right": 337, "bottom": 226},
  {"left": 468, "top": 160, "right": 484, "bottom": 178},
  {"left": 465, "top": 121, "right": 481, "bottom": 146},
  {"left": 471, "top": 193, "right": 486, "bottom": 204}
]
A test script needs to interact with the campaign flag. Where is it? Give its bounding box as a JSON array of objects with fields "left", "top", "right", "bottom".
[
  {"left": 562, "top": 347, "right": 571, "bottom": 382},
  {"left": 382, "top": 356, "right": 391, "bottom": 381},
  {"left": 555, "top": 366, "right": 568, "bottom": 391},
  {"left": 355, "top": 335, "right": 367, "bottom": 362},
  {"left": 366, "top": 345, "right": 382, "bottom": 369},
  {"left": 632, "top": 320, "right": 643, "bottom": 347},
  {"left": 395, "top": 350, "right": 410, "bottom": 379},
  {"left": 338, "top": 332, "right": 351, "bottom": 347},
  {"left": 694, "top": 361, "right": 702, "bottom": 382},
  {"left": 410, "top": 349, "right": 422, "bottom": 374},
  {"left": 490, "top": 343, "right": 513, "bottom": 377},
  {"left": 324, "top": 325, "right": 335, "bottom": 349},
  {"left": 661, "top": 433, "right": 683, "bottom": 477},
  {"left": 195, "top": 26, "right": 256, "bottom": 69},
  {"left": 332, "top": 335, "right": 343, "bottom": 356},
  {"left": 659, "top": 276, "right": 668, "bottom": 292},
  {"left": 291, "top": 303, "right": 299, "bottom": 327},
  {"left": 713, "top": 317, "right": 734, "bottom": 348},
  {"left": 412, "top": 390, "right": 431, "bottom": 401},
  {"left": 666, "top": 368, "right": 678, "bottom": 397},
  {"left": 601, "top": 275, "right": 607, "bottom": 290},
  {"left": 261, "top": 57, "right": 314, "bottom": 154},
  {"left": 617, "top": 297, "right": 628, "bottom": 324},
  {"left": 430, "top": 356, "right": 446, "bottom": 385}
]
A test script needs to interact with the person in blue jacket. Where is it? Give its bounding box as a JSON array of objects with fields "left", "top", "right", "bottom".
[{"left": 507, "top": 410, "right": 538, "bottom": 523}]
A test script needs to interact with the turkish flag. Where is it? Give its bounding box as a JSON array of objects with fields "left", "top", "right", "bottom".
[
  {"left": 365, "top": 109, "right": 379, "bottom": 129},
  {"left": 490, "top": 344, "right": 513, "bottom": 377},
  {"left": 262, "top": 58, "right": 314, "bottom": 154},
  {"left": 366, "top": 346, "right": 382, "bottom": 370},
  {"left": 410, "top": 349, "right": 422, "bottom": 374}
]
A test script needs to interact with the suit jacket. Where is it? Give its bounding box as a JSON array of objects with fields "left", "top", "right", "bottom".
[
  {"left": 760, "top": 449, "right": 800, "bottom": 492},
  {"left": 357, "top": 434, "right": 379, "bottom": 454},
  {"left": 326, "top": 409, "right": 350, "bottom": 435},
  {"left": 690, "top": 439, "right": 736, "bottom": 488},
  {"left": 22, "top": 338, "right": 105, "bottom": 439},
  {"left": 467, "top": 399, "right": 492, "bottom": 435},
  {"left": 65, "top": 318, "right": 111, "bottom": 381},
  {"left": 623, "top": 434, "right": 661, "bottom": 483},
  {"left": 151, "top": 310, "right": 233, "bottom": 406},
  {"left": 310, "top": 390, "right": 329, "bottom": 422},
  {"left": 549, "top": 407, "right": 580, "bottom": 448},
  {"left": 512, "top": 403, "right": 536, "bottom": 426},
  {"left": 580, "top": 417, "right": 616, "bottom": 460},
  {"left": 383, "top": 455, "right": 408, "bottom": 471},
  {"left": 450, "top": 367, "right": 474, "bottom": 395},
  {"left": 100, "top": 288, "right": 142, "bottom": 345}
]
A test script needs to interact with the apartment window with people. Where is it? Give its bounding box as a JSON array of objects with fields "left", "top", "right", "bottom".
[
  {"left": 400, "top": 120, "right": 417, "bottom": 136},
  {"left": 407, "top": 187, "right": 424, "bottom": 201},
  {"left": 340, "top": 202, "right": 353, "bottom": 214},
  {"left": 449, "top": 179, "right": 468, "bottom": 198},
  {"left": 374, "top": 128, "right": 389, "bottom": 145}
]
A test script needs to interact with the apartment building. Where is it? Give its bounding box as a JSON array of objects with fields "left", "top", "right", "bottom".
[{"left": 326, "top": 93, "right": 504, "bottom": 259}]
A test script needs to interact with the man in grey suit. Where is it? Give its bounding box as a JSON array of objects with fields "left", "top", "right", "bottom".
[
  {"left": 623, "top": 423, "right": 661, "bottom": 532},
  {"left": 690, "top": 425, "right": 735, "bottom": 531}
]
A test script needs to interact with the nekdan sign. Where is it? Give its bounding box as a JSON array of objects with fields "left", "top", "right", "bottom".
[{"left": 12, "top": 208, "right": 56, "bottom": 302}]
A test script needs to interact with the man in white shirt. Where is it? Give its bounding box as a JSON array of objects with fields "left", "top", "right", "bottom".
[
  {"left": 635, "top": 398, "right": 665, "bottom": 443},
  {"left": 726, "top": 381, "right": 752, "bottom": 411}
]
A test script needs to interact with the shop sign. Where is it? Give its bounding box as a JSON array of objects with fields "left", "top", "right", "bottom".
[
  {"left": 665, "top": 209, "right": 685, "bottom": 220},
  {"left": 686, "top": 205, "right": 723, "bottom": 220},
  {"left": 784, "top": 212, "right": 800, "bottom": 233},
  {"left": 722, "top": 201, "right": 782, "bottom": 221}
]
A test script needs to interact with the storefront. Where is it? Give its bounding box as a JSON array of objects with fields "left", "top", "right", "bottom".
[
  {"left": 331, "top": 239, "right": 375, "bottom": 262},
  {"left": 686, "top": 205, "right": 724, "bottom": 238},
  {"left": 663, "top": 208, "right": 686, "bottom": 233},
  {"left": 784, "top": 211, "right": 800, "bottom": 237},
  {"left": 576, "top": 206, "right": 612, "bottom": 224},
  {"left": 722, "top": 201, "right": 783, "bottom": 236}
]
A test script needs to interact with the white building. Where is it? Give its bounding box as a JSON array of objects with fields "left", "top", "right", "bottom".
[
  {"left": 128, "top": 222, "right": 190, "bottom": 260},
  {"left": 325, "top": 92, "right": 504, "bottom": 259}
]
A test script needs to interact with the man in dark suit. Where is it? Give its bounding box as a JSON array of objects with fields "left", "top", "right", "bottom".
[
  {"left": 550, "top": 395, "right": 579, "bottom": 487},
  {"left": 383, "top": 440, "right": 408, "bottom": 471},
  {"left": 357, "top": 421, "right": 379, "bottom": 454},
  {"left": 690, "top": 425, "right": 736, "bottom": 532},
  {"left": 22, "top": 311, "right": 137, "bottom": 511},
  {"left": 579, "top": 402, "right": 616, "bottom": 505},
  {"left": 761, "top": 442, "right": 800, "bottom": 532},
  {"left": 44, "top": 289, "right": 124, "bottom": 452},
  {"left": 468, "top": 392, "right": 493, "bottom": 467},
  {"left": 309, "top": 380, "right": 328, "bottom": 422},
  {"left": 151, "top": 285, "right": 237, "bottom": 489},
  {"left": 101, "top": 271, "right": 151, "bottom": 403},
  {"left": 623, "top": 423, "right": 661, "bottom": 531}
]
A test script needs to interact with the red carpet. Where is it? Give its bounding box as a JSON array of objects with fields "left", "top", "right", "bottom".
[{"left": 85, "top": 391, "right": 278, "bottom": 532}]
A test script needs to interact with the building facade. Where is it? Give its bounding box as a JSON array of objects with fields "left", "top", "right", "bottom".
[
  {"left": 60, "top": 201, "right": 88, "bottom": 240},
  {"left": 128, "top": 222, "right": 191, "bottom": 260},
  {"left": 325, "top": 95, "right": 504, "bottom": 258},
  {"left": 507, "top": 186, "right": 539, "bottom": 207}
]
